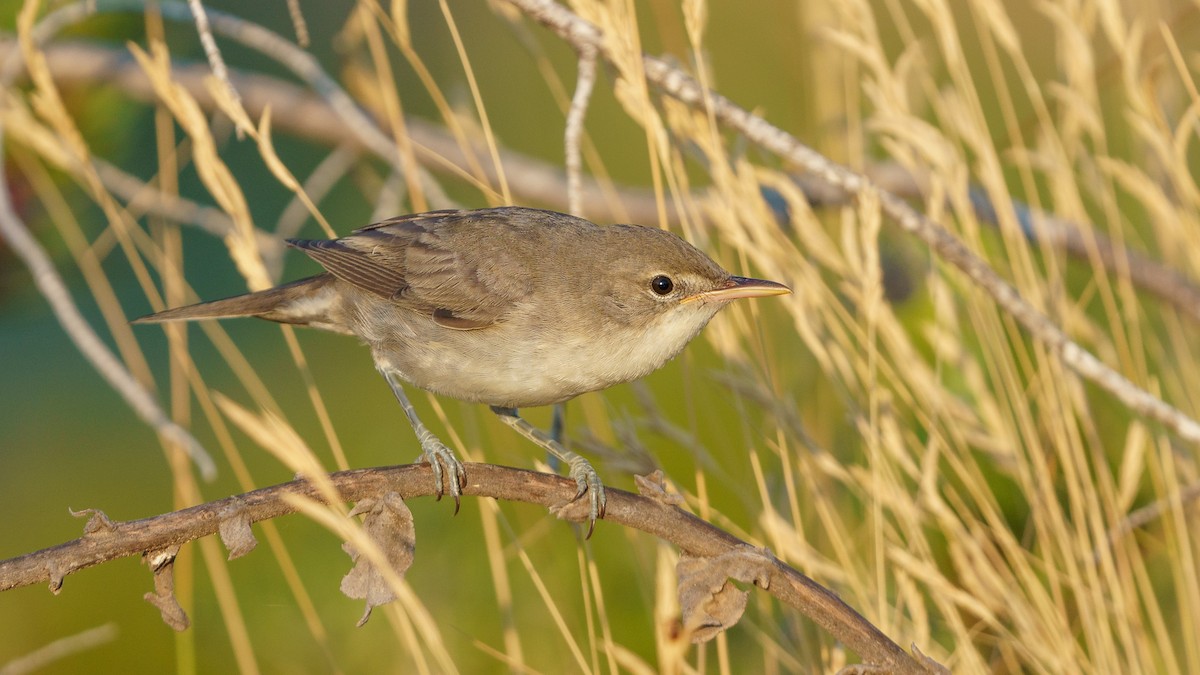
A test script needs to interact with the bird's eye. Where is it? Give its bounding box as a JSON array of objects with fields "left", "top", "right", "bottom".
[{"left": 650, "top": 275, "right": 674, "bottom": 295}]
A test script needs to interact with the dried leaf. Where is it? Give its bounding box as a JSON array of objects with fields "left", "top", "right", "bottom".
[
  {"left": 340, "top": 492, "right": 415, "bottom": 626},
  {"left": 635, "top": 470, "right": 685, "bottom": 506},
  {"left": 218, "top": 502, "right": 257, "bottom": 560},
  {"left": 142, "top": 545, "right": 189, "bottom": 631},
  {"left": 70, "top": 508, "right": 116, "bottom": 535},
  {"left": 677, "top": 547, "right": 773, "bottom": 643}
]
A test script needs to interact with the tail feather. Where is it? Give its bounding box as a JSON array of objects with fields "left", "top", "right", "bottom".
[{"left": 133, "top": 274, "right": 336, "bottom": 326}]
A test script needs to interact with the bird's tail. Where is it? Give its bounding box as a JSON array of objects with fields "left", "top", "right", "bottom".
[{"left": 133, "top": 274, "right": 337, "bottom": 326}]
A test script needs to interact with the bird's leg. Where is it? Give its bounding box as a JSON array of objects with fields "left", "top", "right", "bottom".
[
  {"left": 381, "top": 369, "right": 466, "bottom": 512},
  {"left": 546, "top": 403, "right": 566, "bottom": 471},
  {"left": 490, "top": 406, "right": 605, "bottom": 537}
]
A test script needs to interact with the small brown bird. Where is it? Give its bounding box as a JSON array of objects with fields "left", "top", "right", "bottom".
[{"left": 136, "top": 207, "right": 789, "bottom": 533}]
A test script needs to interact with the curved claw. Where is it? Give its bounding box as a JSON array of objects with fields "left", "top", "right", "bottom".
[
  {"left": 566, "top": 460, "right": 606, "bottom": 539},
  {"left": 416, "top": 439, "right": 466, "bottom": 515}
]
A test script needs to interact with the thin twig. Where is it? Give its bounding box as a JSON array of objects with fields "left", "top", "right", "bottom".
[
  {"left": 285, "top": 0, "right": 308, "bottom": 47},
  {"left": 0, "top": 623, "right": 118, "bottom": 675},
  {"left": 0, "top": 37, "right": 662, "bottom": 223},
  {"left": 184, "top": 0, "right": 242, "bottom": 126},
  {"left": 31, "top": 0, "right": 407, "bottom": 181},
  {"left": 564, "top": 44, "right": 597, "bottom": 216},
  {"left": 272, "top": 144, "right": 360, "bottom": 242},
  {"left": 2, "top": 7, "right": 215, "bottom": 479},
  {"left": 1101, "top": 479, "right": 1200, "bottom": 557}
]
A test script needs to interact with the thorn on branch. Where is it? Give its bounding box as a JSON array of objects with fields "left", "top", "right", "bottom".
[{"left": 47, "top": 561, "right": 67, "bottom": 596}]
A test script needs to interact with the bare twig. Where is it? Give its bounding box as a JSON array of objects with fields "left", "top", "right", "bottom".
[
  {"left": 284, "top": 0, "right": 308, "bottom": 47},
  {"left": 503, "top": 0, "right": 1200, "bottom": 444},
  {"left": 0, "top": 624, "right": 118, "bottom": 675},
  {"left": 272, "top": 144, "right": 360, "bottom": 242},
  {"left": 1101, "top": 479, "right": 1200, "bottom": 557},
  {"left": 564, "top": 44, "right": 597, "bottom": 216},
  {"left": 183, "top": 0, "right": 242, "bottom": 123},
  {"left": 965, "top": 187, "right": 1200, "bottom": 324},
  {"left": 0, "top": 463, "right": 937, "bottom": 674},
  {"left": 0, "top": 6, "right": 223, "bottom": 479}
]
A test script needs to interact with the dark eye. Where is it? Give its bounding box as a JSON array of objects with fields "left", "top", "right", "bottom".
[{"left": 650, "top": 275, "right": 674, "bottom": 295}]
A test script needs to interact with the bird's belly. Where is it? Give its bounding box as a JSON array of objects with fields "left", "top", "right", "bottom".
[
  {"left": 359, "top": 296, "right": 713, "bottom": 409},
  {"left": 370, "top": 324, "right": 679, "bottom": 409},
  {"left": 376, "top": 340, "right": 606, "bottom": 408}
]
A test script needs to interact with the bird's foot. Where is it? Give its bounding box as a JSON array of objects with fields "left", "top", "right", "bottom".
[
  {"left": 565, "top": 454, "right": 606, "bottom": 538},
  {"left": 381, "top": 370, "right": 466, "bottom": 514},
  {"left": 489, "top": 405, "right": 605, "bottom": 537},
  {"left": 415, "top": 431, "right": 466, "bottom": 514}
]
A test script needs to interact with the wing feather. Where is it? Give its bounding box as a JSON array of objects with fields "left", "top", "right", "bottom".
[
  {"left": 286, "top": 238, "right": 409, "bottom": 299},
  {"left": 289, "top": 209, "right": 532, "bottom": 329}
]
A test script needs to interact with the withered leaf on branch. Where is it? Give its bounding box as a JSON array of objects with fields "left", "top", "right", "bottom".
[
  {"left": 635, "top": 470, "right": 686, "bottom": 507},
  {"left": 142, "top": 545, "right": 189, "bottom": 631},
  {"left": 340, "top": 491, "right": 416, "bottom": 627},
  {"left": 70, "top": 507, "right": 116, "bottom": 535},
  {"left": 677, "top": 546, "right": 774, "bottom": 643},
  {"left": 217, "top": 501, "right": 257, "bottom": 560}
]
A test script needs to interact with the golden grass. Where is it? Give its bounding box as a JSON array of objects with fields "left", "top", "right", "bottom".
[{"left": 4, "top": 0, "right": 1200, "bottom": 673}]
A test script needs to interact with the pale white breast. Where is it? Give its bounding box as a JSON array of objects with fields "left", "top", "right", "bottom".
[{"left": 367, "top": 301, "right": 722, "bottom": 409}]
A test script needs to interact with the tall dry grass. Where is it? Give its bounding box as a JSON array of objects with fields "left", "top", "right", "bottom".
[{"left": 2, "top": 0, "right": 1199, "bottom": 673}]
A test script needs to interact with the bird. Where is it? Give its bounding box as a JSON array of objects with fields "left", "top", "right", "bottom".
[{"left": 135, "top": 206, "right": 791, "bottom": 535}]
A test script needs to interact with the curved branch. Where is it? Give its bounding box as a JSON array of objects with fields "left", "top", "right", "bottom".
[{"left": 0, "top": 463, "right": 935, "bottom": 674}]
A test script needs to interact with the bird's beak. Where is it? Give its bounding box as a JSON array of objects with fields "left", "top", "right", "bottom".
[{"left": 682, "top": 276, "right": 792, "bottom": 304}]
